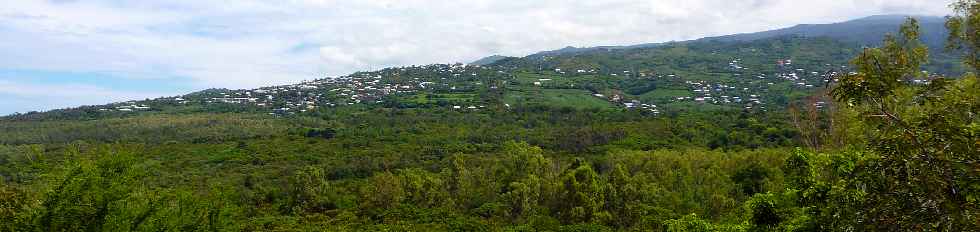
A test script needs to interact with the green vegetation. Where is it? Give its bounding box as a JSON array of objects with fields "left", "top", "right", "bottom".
[
  {"left": 504, "top": 89, "right": 615, "bottom": 110},
  {"left": 0, "top": 107, "right": 799, "bottom": 231},
  {"left": 1, "top": 3, "right": 979, "bottom": 231}
]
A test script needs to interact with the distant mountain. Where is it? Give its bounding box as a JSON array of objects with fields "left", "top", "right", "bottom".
[
  {"left": 528, "top": 43, "right": 663, "bottom": 59},
  {"left": 705, "top": 15, "right": 948, "bottom": 50},
  {"left": 469, "top": 55, "right": 512, "bottom": 66},
  {"left": 521, "top": 15, "right": 948, "bottom": 60}
]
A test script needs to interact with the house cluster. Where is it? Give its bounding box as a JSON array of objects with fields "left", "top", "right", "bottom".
[
  {"left": 775, "top": 63, "right": 844, "bottom": 89},
  {"left": 591, "top": 93, "right": 660, "bottom": 114},
  {"left": 674, "top": 80, "right": 763, "bottom": 108},
  {"left": 98, "top": 101, "right": 152, "bottom": 112},
  {"left": 93, "top": 53, "right": 857, "bottom": 116},
  {"left": 663, "top": 58, "right": 845, "bottom": 110},
  {"left": 207, "top": 85, "right": 323, "bottom": 113},
  {"left": 813, "top": 101, "right": 828, "bottom": 109},
  {"left": 623, "top": 99, "right": 660, "bottom": 114},
  {"left": 168, "top": 63, "right": 510, "bottom": 114},
  {"left": 729, "top": 59, "right": 747, "bottom": 70},
  {"left": 909, "top": 73, "right": 943, "bottom": 85},
  {"left": 553, "top": 67, "right": 656, "bottom": 78},
  {"left": 452, "top": 105, "right": 488, "bottom": 111}
]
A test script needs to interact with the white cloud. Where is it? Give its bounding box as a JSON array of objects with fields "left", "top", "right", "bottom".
[
  {"left": 0, "top": 0, "right": 957, "bottom": 113},
  {"left": 0, "top": 80, "right": 173, "bottom": 114}
]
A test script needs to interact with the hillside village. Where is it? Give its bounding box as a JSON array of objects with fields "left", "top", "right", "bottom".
[
  {"left": 79, "top": 33, "right": 955, "bottom": 118},
  {"left": 94, "top": 54, "right": 848, "bottom": 116}
]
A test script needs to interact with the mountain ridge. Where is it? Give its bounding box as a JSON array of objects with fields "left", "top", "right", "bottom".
[
  {"left": 469, "top": 55, "right": 512, "bottom": 66},
  {"left": 703, "top": 15, "right": 948, "bottom": 49},
  {"left": 521, "top": 14, "right": 947, "bottom": 60}
]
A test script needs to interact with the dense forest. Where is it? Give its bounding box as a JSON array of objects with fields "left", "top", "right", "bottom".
[{"left": 1, "top": 2, "right": 979, "bottom": 231}]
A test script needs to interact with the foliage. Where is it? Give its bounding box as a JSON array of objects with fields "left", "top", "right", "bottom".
[
  {"left": 755, "top": 15, "right": 980, "bottom": 231},
  {"left": 948, "top": 0, "right": 980, "bottom": 71}
]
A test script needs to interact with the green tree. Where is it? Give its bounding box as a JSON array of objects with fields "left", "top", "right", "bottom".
[
  {"left": 361, "top": 171, "right": 405, "bottom": 211},
  {"left": 828, "top": 16, "right": 980, "bottom": 230},
  {"left": 284, "top": 167, "right": 348, "bottom": 214},
  {"left": 745, "top": 193, "right": 781, "bottom": 231},
  {"left": 947, "top": 0, "right": 980, "bottom": 71},
  {"left": 35, "top": 148, "right": 147, "bottom": 231},
  {"left": 732, "top": 163, "right": 770, "bottom": 196},
  {"left": 0, "top": 183, "right": 32, "bottom": 232},
  {"left": 397, "top": 168, "right": 451, "bottom": 208},
  {"left": 503, "top": 174, "right": 543, "bottom": 221},
  {"left": 557, "top": 159, "right": 610, "bottom": 224},
  {"left": 663, "top": 213, "right": 744, "bottom": 232}
]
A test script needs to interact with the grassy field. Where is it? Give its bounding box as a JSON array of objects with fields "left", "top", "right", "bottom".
[
  {"left": 403, "top": 92, "right": 479, "bottom": 105},
  {"left": 504, "top": 88, "right": 616, "bottom": 109},
  {"left": 512, "top": 71, "right": 621, "bottom": 89},
  {"left": 513, "top": 72, "right": 567, "bottom": 86}
]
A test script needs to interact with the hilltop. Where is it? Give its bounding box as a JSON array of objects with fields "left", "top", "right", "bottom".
[
  {"left": 706, "top": 15, "right": 948, "bottom": 49},
  {"left": 527, "top": 15, "right": 946, "bottom": 55},
  {"left": 468, "top": 55, "right": 513, "bottom": 66}
]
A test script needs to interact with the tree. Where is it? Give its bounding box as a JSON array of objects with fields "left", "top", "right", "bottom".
[
  {"left": 663, "top": 214, "right": 742, "bottom": 232},
  {"left": 828, "top": 17, "right": 980, "bottom": 230},
  {"left": 947, "top": 0, "right": 980, "bottom": 71},
  {"left": 284, "top": 167, "right": 344, "bottom": 214},
  {"left": 304, "top": 128, "right": 336, "bottom": 139},
  {"left": 503, "top": 175, "right": 543, "bottom": 221},
  {"left": 361, "top": 171, "right": 405, "bottom": 211},
  {"left": 604, "top": 164, "right": 643, "bottom": 228},
  {"left": 0, "top": 184, "right": 32, "bottom": 232},
  {"left": 832, "top": 18, "right": 928, "bottom": 106},
  {"left": 746, "top": 193, "right": 781, "bottom": 231},
  {"left": 557, "top": 159, "right": 610, "bottom": 224},
  {"left": 36, "top": 149, "right": 146, "bottom": 231},
  {"left": 732, "top": 163, "right": 770, "bottom": 196}
]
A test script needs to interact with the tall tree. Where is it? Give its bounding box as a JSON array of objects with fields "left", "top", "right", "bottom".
[
  {"left": 830, "top": 17, "right": 980, "bottom": 230},
  {"left": 947, "top": 0, "right": 980, "bottom": 71}
]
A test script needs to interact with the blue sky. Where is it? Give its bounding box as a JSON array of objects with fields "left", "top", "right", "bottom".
[{"left": 0, "top": 0, "right": 954, "bottom": 115}]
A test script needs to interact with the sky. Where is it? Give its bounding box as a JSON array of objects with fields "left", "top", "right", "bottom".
[{"left": 0, "top": 0, "right": 956, "bottom": 115}]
